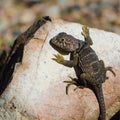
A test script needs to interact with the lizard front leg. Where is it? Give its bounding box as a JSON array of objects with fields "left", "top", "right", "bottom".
[
  {"left": 81, "top": 26, "right": 93, "bottom": 46},
  {"left": 52, "top": 52, "right": 81, "bottom": 94},
  {"left": 52, "top": 51, "right": 79, "bottom": 67}
]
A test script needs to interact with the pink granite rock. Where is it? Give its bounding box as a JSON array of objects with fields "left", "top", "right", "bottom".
[{"left": 0, "top": 18, "right": 119, "bottom": 120}]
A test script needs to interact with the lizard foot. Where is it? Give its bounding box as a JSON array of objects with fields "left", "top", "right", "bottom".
[
  {"left": 81, "top": 25, "right": 93, "bottom": 45},
  {"left": 81, "top": 25, "right": 89, "bottom": 38},
  {"left": 52, "top": 54, "right": 64, "bottom": 64},
  {"left": 64, "top": 76, "right": 85, "bottom": 94},
  {"left": 64, "top": 76, "right": 78, "bottom": 94},
  {"left": 106, "top": 66, "right": 116, "bottom": 77}
]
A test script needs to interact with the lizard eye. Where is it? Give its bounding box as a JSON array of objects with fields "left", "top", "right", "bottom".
[{"left": 61, "top": 38, "right": 65, "bottom": 42}]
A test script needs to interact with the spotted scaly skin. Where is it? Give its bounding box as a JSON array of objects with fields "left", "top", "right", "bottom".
[{"left": 49, "top": 26, "right": 116, "bottom": 120}]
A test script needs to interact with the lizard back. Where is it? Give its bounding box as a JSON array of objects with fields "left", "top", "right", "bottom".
[{"left": 77, "top": 43, "right": 102, "bottom": 84}]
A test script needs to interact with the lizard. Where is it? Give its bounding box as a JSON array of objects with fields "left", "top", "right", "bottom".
[
  {"left": 49, "top": 26, "right": 116, "bottom": 120},
  {"left": 0, "top": 16, "right": 51, "bottom": 96}
]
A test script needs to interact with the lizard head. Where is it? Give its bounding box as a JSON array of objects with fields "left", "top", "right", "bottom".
[{"left": 50, "top": 32, "right": 82, "bottom": 55}]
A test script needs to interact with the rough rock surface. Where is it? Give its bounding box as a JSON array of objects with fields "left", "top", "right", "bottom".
[{"left": 0, "top": 18, "right": 120, "bottom": 120}]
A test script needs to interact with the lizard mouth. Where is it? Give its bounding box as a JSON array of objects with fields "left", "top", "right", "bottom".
[
  {"left": 49, "top": 40, "right": 69, "bottom": 55},
  {"left": 56, "top": 48, "right": 69, "bottom": 55}
]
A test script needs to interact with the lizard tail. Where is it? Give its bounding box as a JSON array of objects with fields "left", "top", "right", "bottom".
[{"left": 93, "top": 84, "right": 106, "bottom": 120}]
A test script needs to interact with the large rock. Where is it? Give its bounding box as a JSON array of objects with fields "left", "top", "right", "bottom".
[{"left": 0, "top": 18, "right": 120, "bottom": 120}]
